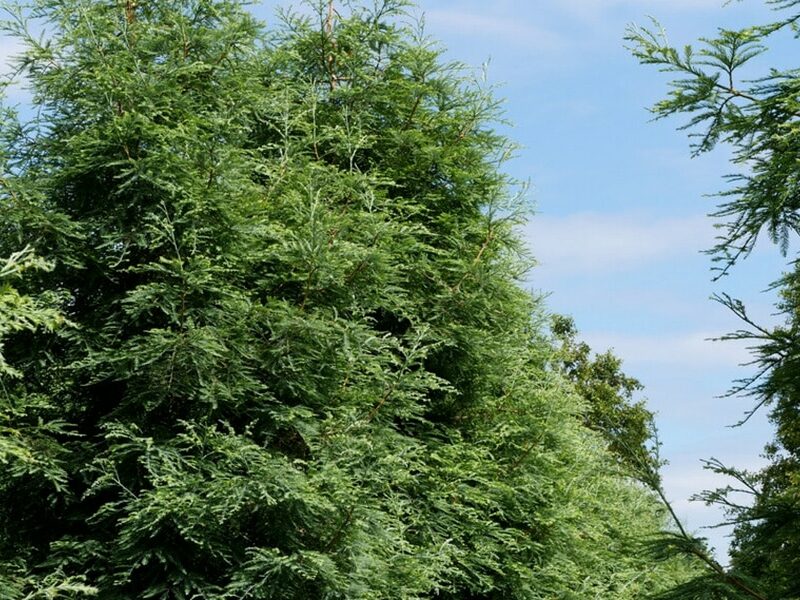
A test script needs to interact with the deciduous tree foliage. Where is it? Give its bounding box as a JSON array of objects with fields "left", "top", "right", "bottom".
[
  {"left": 0, "top": 1, "right": 695, "bottom": 597},
  {"left": 629, "top": 2, "right": 800, "bottom": 598},
  {"left": 550, "top": 315, "right": 661, "bottom": 482}
]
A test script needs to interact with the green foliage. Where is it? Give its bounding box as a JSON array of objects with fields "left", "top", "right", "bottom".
[
  {"left": 0, "top": 0, "right": 697, "bottom": 597},
  {"left": 629, "top": 3, "right": 800, "bottom": 598},
  {"left": 0, "top": 248, "right": 87, "bottom": 597},
  {"left": 550, "top": 314, "right": 661, "bottom": 483},
  {"left": 628, "top": 9, "right": 800, "bottom": 276}
]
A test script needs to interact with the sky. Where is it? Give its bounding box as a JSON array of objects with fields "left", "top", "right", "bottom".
[{"left": 1, "top": 0, "right": 795, "bottom": 563}]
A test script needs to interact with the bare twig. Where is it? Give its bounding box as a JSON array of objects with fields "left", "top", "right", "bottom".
[
  {"left": 125, "top": 0, "right": 136, "bottom": 25},
  {"left": 325, "top": 0, "right": 337, "bottom": 90}
]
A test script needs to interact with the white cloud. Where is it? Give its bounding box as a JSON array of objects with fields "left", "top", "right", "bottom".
[
  {"left": 581, "top": 329, "right": 751, "bottom": 368},
  {"left": 559, "top": 0, "right": 726, "bottom": 16},
  {"left": 0, "top": 36, "right": 23, "bottom": 71},
  {"left": 424, "top": 9, "right": 566, "bottom": 53},
  {"left": 523, "top": 212, "right": 713, "bottom": 274}
]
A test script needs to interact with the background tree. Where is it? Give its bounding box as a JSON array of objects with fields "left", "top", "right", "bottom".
[
  {"left": 0, "top": 0, "right": 697, "bottom": 597},
  {"left": 629, "top": 2, "right": 800, "bottom": 597},
  {"left": 550, "top": 314, "right": 660, "bottom": 482}
]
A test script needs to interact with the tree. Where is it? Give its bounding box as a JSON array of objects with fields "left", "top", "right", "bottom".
[
  {"left": 550, "top": 314, "right": 660, "bottom": 482},
  {"left": 0, "top": 0, "right": 696, "bottom": 597},
  {"left": 629, "top": 2, "right": 800, "bottom": 597}
]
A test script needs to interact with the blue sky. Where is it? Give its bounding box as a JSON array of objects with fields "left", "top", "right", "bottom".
[{"left": 1, "top": 0, "right": 793, "bottom": 562}]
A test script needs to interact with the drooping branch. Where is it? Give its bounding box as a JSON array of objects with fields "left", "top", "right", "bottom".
[
  {"left": 652, "top": 482, "right": 768, "bottom": 600},
  {"left": 627, "top": 430, "right": 768, "bottom": 600}
]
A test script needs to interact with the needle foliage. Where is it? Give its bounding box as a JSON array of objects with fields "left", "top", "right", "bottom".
[{"left": 0, "top": 1, "right": 696, "bottom": 597}]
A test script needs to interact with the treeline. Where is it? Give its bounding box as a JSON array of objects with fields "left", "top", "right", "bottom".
[{"left": 0, "top": 0, "right": 788, "bottom": 598}]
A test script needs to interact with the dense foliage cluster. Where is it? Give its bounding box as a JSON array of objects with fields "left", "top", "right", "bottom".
[
  {"left": 630, "top": 1, "right": 800, "bottom": 598},
  {"left": 0, "top": 0, "right": 697, "bottom": 597}
]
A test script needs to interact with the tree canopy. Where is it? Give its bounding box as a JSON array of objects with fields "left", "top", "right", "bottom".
[{"left": 0, "top": 1, "right": 698, "bottom": 598}]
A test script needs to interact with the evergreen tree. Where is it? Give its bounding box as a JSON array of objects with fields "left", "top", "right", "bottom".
[
  {"left": 629, "top": 2, "right": 800, "bottom": 597},
  {"left": 0, "top": 0, "right": 696, "bottom": 597}
]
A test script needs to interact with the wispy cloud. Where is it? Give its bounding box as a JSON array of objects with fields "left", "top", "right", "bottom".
[
  {"left": 424, "top": 9, "right": 566, "bottom": 53},
  {"left": 559, "top": 0, "right": 727, "bottom": 16},
  {"left": 523, "top": 212, "right": 713, "bottom": 274},
  {"left": 581, "top": 330, "right": 751, "bottom": 368}
]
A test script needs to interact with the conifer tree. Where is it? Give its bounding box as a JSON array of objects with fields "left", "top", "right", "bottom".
[
  {"left": 0, "top": 1, "right": 696, "bottom": 597},
  {"left": 629, "top": 2, "right": 800, "bottom": 597}
]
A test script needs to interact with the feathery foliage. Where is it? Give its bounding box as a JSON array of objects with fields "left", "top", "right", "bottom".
[{"left": 0, "top": 1, "right": 698, "bottom": 597}]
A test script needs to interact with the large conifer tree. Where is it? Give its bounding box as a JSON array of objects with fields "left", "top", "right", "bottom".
[{"left": 0, "top": 1, "right": 695, "bottom": 597}]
